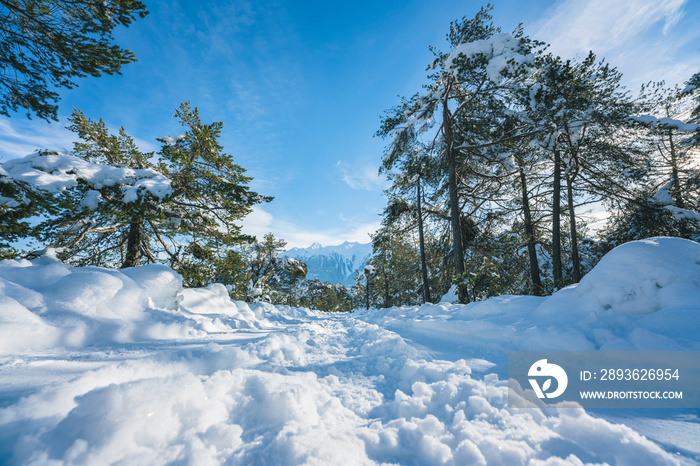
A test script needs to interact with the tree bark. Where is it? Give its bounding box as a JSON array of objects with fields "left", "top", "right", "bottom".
[
  {"left": 519, "top": 168, "right": 543, "bottom": 295},
  {"left": 566, "top": 179, "right": 582, "bottom": 282},
  {"left": 383, "top": 265, "right": 390, "bottom": 308},
  {"left": 365, "top": 276, "right": 371, "bottom": 310},
  {"left": 443, "top": 96, "right": 465, "bottom": 301},
  {"left": 552, "top": 149, "right": 562, "bottom": 287},
  {"left": 416, "top": 178, "right": 432, "bottom": 303},
  {"left": 668, "top": 130, "right": 684, "bottom": 208},
  {"left": 122, "top": 220, "right": 145, "bottom": 268}
]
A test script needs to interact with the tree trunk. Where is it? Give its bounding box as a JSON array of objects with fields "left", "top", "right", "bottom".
[
  {"left": 383, "top": 265, "right": 390, "bottom": 308},
  {"left": 122, "top": 220, "right": 145, "bottom": 268},
  {"left": 416, "top": 178, "right": 432, "bottom": 303},
  {"left": 519, "top": 168, "right": 543, "bottom": 295},
  {"left": 566, "top": 179, "right": 582, "bottom": 282},
  {"left": 668, "top": 130, "right": 684, "bottom": 208},
  {"left": 365, "top": 277, "right": 370, "bottom": 310},
  {"left": 552, "top": 149, "right": 562, "bottom": 288},
  {"left": 443, "top": 96, "right": 465, "bottom": 301}
]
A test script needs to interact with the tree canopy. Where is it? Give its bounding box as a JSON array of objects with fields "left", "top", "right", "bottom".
[
  {"left": 0, "top": 0, "right": 148, "bottom": 120},
  {"left": 1, "top": 102, "right": 271, "bottom": 286}
]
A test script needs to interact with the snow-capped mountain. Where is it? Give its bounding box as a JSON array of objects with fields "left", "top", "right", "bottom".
[{"left": 281, "top": 241, "right": 373, "bottom": 286}]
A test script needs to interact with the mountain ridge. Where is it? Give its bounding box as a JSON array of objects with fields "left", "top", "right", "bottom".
[{"left": 281, "top": 241, "right": 372, "bottom": 286}]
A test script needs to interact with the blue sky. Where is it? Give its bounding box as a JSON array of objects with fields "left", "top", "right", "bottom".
[{"left": 1, "top": 0, "right": 698, "bottom": 248}]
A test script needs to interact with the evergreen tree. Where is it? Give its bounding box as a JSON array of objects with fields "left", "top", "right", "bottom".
[
  {"left": 1, "top": 0, "right": 148, "bottom": 120},
  {"left": 237, "top": 233, "right": 307, "bottom": 303},
  {"left": 631, "top": 78, "right": 700, "bottom": 213},
  {"left": 377, "top": 5, "right": 540, "bottom": 301},
  {"left": 299, "top": 279, "right": 354, "bottom": 312},
  {"left": 0, "top": 174, "right": 45, "bottom": 257},
  {"left": 370, "top": 225, "right": 425, "bottom": 307},
  {"left": 524, "top": 52, "right": 637, "bottom": 283},
  {"left": 379, "top": 137, "right": 440, "bottom": 303},
  {"left": 1, "top": 102, "right": 271, "bottom": 285},
  {"left": 595, "top": 197, "right": 700, "bottom": 258}
]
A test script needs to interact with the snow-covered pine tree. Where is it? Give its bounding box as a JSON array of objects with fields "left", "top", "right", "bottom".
[
  {"left": 606, "top": 73, "right": 700, "bottom": 247},
  {"left": 377, "top": 5, "right": 541, "bottom": 301},
  {"left": 0, "top": 102, "right": 271, "bottom": 285},
  {"left": 237, "top": 233, "right": 307, "bottom": 303},
  {"left": 523, "top": 52, "right": 638, "bottom": 284},
  {"left": 630, "top": 77, "right": 700, "bottom": 214}
]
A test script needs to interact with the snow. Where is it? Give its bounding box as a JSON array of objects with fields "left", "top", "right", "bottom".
[
  {"left": 0, "top": 152, "right": 172, "bottom": 206},
  {"left": 664, "top": 206, "right": 700, "bottom": 223},
  {"left": 0, "top": 238, "right": 699, "bottom": 464},
  {"left": 630, "top": 115, "right": 700, "bottom": 133},
  {"left": 682, "top": 84, "right": 697, "bottom": 94},
  {"left": 652, "top": 183, "right": 700, "bottom": 223},
  {"left": 653, "top": 181, "right": 675, "bottom": 206},
  {"left": 439, "top": 284, "right": 459, "bottom": 304},
  {"left": 445, "top": 33, "right": 534, "bottom": 85}
]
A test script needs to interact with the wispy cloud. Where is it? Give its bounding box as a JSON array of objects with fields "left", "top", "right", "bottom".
[
  {"left": 239, "top": 206, "right": 379, "bottom": 249},
  {"left": 535, "top": 0, "right": 686, "bottom": 56},
  {"left": 0, "top": 119, "right": 74, "bottom": 162},
  {"left": 534, "top": 0, "right": 698, "bottom": 90},
  {"left": 335, "top": 160, "right": 386, "bottom": 191},
  {"left": 0, "top": 117, "right": 159, "bottom": 163}
]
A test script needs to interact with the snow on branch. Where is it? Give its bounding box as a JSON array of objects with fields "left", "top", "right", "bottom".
[
  {"left": 664, "top": 205, "right": 700, "bottom": 222},
  {"left": 0, "top": 152, "right": 172, "bottom": 206},
  {"left": 629, "top": 115, "right": 700, "bottom": 133},
  {"left": 445, "top": 33, "right": 534, "bottom": 84}
]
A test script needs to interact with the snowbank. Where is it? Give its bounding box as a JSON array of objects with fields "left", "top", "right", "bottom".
[
  {"left": 362, "top": 237, "right": 700, "bottom": 356},
  {"left": 0, "top": 238, "right": 698, "bottom": 464},
  {"left": 0, "top": 252, "right": 313, "bottom": 354}
]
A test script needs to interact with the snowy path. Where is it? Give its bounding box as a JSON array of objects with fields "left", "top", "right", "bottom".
[
  {"left": 1, "top": 238, "right": 700, "bottom": 464},
  {"left": 0, "top": 310, "right": 691, "bottom": 465}
]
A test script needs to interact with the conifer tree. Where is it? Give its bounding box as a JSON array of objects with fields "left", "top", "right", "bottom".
[
  {"left": 1, "top": 0, "right": 148, "bottom": 120},
  {"left": 631, "top": 79, "right": 700, "bottom": 210},
  {"left": 1, "top": 102, "right": 271, "bottom": 285},
  {"left": 237, "top": 233, "right": 307, "bottom": 303},
  {"left": 524, "top": 52, "right": 636, "bottom": 283},
  {"left": 378, "top": 5, "right": 540, "bottom": 300}
]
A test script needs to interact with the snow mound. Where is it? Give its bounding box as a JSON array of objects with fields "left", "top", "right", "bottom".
[
  {"left": 0, "top": 238, "right": 697, "bottom": 464},
  {"left": 0, "top": 254, "right": 294, "bottom": 354},
  {"left": 575, "top": 237, "right": 700, "bottom": 315},
  {"left": 360, "top": 237, "right": 700, "bottom": 356}
]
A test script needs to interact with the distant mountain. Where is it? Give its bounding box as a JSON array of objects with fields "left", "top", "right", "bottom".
[{"left": 281, "top": 241, "right": 373, "bottom": 286}]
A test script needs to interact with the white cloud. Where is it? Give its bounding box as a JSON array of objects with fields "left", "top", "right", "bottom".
[
  {"left": 534, "top": 0, "right": 698, "bottom": 90},
  {"left": 535, "top": 0, "right": 686, "bottom": 56},
  {"left": 0, "top": 117, "right": 158, "bottom": 163},
  {"left": 335, "top": 160, "right": 386, "bottom": 191},
  {"left": 239, "top": 206, "right": 379, "bottom": 249},
  {"left": 0, "top": 119, "right": 75, "bottom": 161}
]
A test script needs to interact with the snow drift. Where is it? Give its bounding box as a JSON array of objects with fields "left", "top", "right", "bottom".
[{"left": 0, "top": 237, "right": 698, "bottom": 464}]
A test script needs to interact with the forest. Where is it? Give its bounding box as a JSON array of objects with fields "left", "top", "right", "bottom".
[{"left": 1, "top": 4, "right": 699, "bottom": 311}]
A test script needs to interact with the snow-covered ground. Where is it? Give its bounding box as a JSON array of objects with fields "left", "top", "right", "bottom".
[{"left": 0, "top": 238, "right": 698, "bottom": 465}]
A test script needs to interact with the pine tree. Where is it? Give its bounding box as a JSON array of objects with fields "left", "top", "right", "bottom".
[
  {"left": 1, "top": 0, "right": 148, "bottom": 120},
  {"left": 378, "top": 5, "right": 540, "bottom": 301},
  {"left": 237, "top": 233, "right": 307, "bottom": 303},
  {"left": 1, "top": 102, "right": 271, "bottom": 284},
  {"left": 379, "top": 135, "right": 439, "bottom": 303},
  {"left": 0, "top": 174, "right": 45, "bottom": 257},
  {"left": 631, "top": 79, "right": 700, "bottom": 211},
  {"left": 524, "top": 52, "right": 637, "bottom": 283}
]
